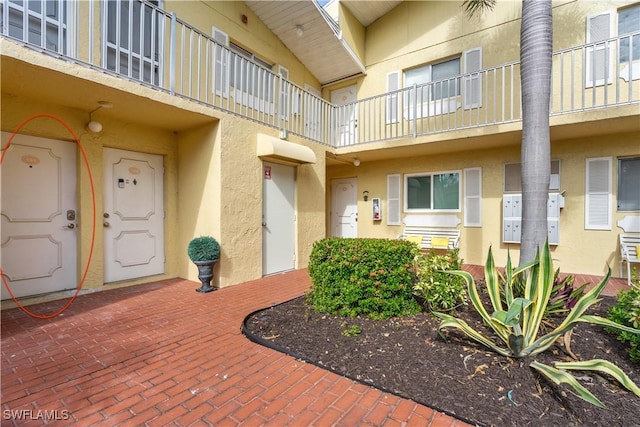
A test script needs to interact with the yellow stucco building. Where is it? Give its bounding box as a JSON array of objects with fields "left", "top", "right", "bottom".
[{"left": 1, "top": 0, "right": 638, "bottom": 308}]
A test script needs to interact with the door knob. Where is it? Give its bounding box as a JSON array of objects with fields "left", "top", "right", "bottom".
[
  {"left": 65, "top": 223, "right": 75, "bottom": 229},
  {"left": 103, "top": 221, "right": 110, "bottom": 228}
]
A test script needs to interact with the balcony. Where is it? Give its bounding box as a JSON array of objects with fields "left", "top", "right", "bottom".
[{"left": 1, "top": 0, "right": 638, "bottom": 149}]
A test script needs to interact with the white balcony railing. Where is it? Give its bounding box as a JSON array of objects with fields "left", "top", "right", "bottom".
[{"left": 1, "top": 0, "right": 638, "bottom": 148}]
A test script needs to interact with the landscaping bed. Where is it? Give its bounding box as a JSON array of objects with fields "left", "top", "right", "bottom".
[{"left": 244, "top": 293, "right": 640, "bottom": 427}]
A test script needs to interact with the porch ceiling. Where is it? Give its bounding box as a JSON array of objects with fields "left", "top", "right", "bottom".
[{"left": 246, "top": 1, "right": 378, "bottom": 85}]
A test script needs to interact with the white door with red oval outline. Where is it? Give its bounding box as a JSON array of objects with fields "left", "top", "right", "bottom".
[
  {"left": 103, "top": 148, "right": 164, "bottom": 283},
  {"left": 1, "top": 132, "right": 78, "bottom": 299}
]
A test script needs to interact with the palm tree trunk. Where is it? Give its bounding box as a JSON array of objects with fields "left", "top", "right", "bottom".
[{"left": 519, "top": 0, "right": 552, "bottom": 266}]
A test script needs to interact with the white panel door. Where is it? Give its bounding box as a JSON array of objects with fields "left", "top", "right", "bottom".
[
  {"left": 262, "top": 162, "right": 296, "bottom": 276},
  {"left": 103, "top": 148, "right": 164, "bottom": 283},
  {"left": 1, "top": 133, "right": 77, "bottom": 299},
  {"left": 331, "top": 85, "right": 357, "bottom": 146},
  {"left": 331, "top": 178, "right": 358, "bottom": 238}
]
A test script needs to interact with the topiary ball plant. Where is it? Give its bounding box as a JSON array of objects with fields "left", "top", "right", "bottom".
[{"left": 187, "top": 236, "right": 220, "bottom": 263}]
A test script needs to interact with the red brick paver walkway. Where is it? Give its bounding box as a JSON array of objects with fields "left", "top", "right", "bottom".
[{"left": 1, "top": 270, "right": 472, "bottom": 426}]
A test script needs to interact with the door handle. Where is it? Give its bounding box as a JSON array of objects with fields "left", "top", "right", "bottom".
[
  {"left": 64, "top": 223, "right": 75, "bottom": 229},
  {"left": 103, "top": 221, "right": 110, "bottom": 228}
]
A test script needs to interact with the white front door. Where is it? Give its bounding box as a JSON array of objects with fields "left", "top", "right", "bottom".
[
  {"left": 1, "top": 133, "right": 77, "bottom": 299},
  {"left": 331, "top": 178, "right": 358, "bottom": 238},
  {"left": 262, "top": 162, "right": 296, "bottom": 275},
  {"left": 103, "top": 148, "right": 164, "bottom": 283},
  {"left": 331, "top": 85, "right": 357, "bottom": 146}
]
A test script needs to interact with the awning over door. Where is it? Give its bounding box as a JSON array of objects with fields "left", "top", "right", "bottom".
[{"left": 257, "top": 133, "right": 316, "bottom": 165}]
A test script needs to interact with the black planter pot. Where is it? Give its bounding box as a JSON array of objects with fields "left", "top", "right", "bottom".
[{"left": 194, "top": 260, "right": 218, "bottom": 293}]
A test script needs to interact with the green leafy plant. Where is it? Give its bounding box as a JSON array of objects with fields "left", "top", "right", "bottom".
[
  {"left": 187, "top": 236, "right": 220, "bottom": 262},
  {"left": 413, "top": 249, "right": 467, "bottom": 312},
  {"left": 307, "top": 238, "right": 420, "bottom": 320},
  {"left": 433, "top": 241, "right": 640, "bottom": 407},
  {"left": 606, "top": 269, "right": 640, "bottom": 364},
  {"left": 341, "top": 323, "right": 362, "bottom": 337}
]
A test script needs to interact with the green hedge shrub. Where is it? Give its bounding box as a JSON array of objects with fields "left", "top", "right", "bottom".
[
  {"left": 606, "top": 271, "right": 640, "bottom": 364},
  {"left": 307, "top": 238, "right": 421, "bottom": 320}
]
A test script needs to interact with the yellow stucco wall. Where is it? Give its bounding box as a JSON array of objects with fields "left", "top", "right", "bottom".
[
  {"left": 176, "top": 114, "right": 327, "bottom": 288},
  {"left": 166, "top": 1, "right": 321, "bottom": 91},
  {"left": 327, "top": 130, "right": 639, "bottom": 277},
  {"left": 329, "top": 0, "right": 637, "bottom": 98},
  {"left": 338, "top": 3, "right": 366, "bottom": 64},
  {"left": 0, "top": 90, "right": 181, "bottom": 308}
]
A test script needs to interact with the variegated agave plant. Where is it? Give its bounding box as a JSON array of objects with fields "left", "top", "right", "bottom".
[{"left": 434, "top": 241, "right": 640, "bottom": 407}]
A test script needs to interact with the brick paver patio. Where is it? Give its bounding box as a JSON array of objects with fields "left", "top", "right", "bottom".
[{"left": 1, "top": 268, "right": 627, "bottom": 426}]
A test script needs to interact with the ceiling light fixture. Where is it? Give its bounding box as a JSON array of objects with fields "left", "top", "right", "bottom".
[
  {"left": 86, "top": 101, "right": 113, "bottom": 133},
  {"left": 295, "top": 25, "right": 304, "bottom": 36}
]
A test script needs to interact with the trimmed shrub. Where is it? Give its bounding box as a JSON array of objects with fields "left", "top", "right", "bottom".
[
  {"left": 307, "top": 238, "right": 421, "bottom": 320},
  {"left": 413, "top": 249, "right": 467, "bottom": 313}
]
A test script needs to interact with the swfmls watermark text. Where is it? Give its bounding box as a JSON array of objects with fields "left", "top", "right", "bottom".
[{"left": 3, "top": 409, "right": 70, "bottom": 421}]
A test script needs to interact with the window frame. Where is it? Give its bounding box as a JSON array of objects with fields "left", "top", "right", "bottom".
[
  {"left": 617, "top": 156, "right": 640, "bottom": 212},
  {"left": 404, "top": 170, "right": 462, "bottom": 213},
  {"left": 104, "top": 0, "right": 163, "bottom": 85},
  {"left": 401, "top": 48, "right": 482, "bottom": 119},
  {"left": 618, "top": 4, "right": 640, "bottom": 64},
  {"left": 228, "top": 41, "right": 275, "bottom": 112},
  {"left": 4, "top": 0, "right": 74, "bottom": 55}
]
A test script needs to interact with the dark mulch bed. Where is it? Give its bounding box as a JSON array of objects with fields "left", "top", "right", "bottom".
[{"left": 243, "top": 293, "right": 640, "bottom": 427}]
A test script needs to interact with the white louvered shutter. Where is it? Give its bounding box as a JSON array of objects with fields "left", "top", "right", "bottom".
[
  {"left": 586, "top": 12, "right": 612, "bottom": 87},
  {"left": 212, "top": 27, "right": 229, "bottom": 96},
  {"left": 387, "top": 174, "right": 401, "bottom": 225},
  {"left": 464, "top": 167, "right": 482, "bottom": 227},
  {"left": 386, "top": 71, "right": 400, "bottom": 123},
  {"left": 463, "top": 48, "right": 482, "bottom": 109},
  {"left": 585, "top": 157, "right": 612, "bottom": 230}
]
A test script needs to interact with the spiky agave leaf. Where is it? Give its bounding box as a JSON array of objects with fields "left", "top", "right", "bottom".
[
  {"left": 530, "top": 361, "right": 605, "bottom": 408},
  {"left": 554, "top": 359, "right": 640, "bottom": 398},
  {"left": 434, "top": 312, "right": 512, "bottom": 357},
  {"left": 446, "top": 269, "right": 510, "bottom": 343},
  {"left": 524, "top": 268, "right": 614, "bottom": 356},
  {"left": 484, "top": 246, "right": 505, "bottom": 314},
  {"left": 522, "top": 241, "right": 555, "bottom": 346}
]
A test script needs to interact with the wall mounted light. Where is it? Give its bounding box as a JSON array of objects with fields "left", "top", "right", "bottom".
[
  {"left": 86, "top": 100, "right": 113, "bottom": 133},
  {"left": 295, "top": 25, "right": 304, "bottom": 36},
  {"left": 363, "top": 190, "right": 369, "bottom": 201}
]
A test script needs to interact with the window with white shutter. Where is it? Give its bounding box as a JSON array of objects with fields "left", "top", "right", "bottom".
[
  {"left": 212, "top": 27, "right": 229, "bottom": 97},
  {"left": 386, "top": 72, "right": 400, "bottom": 124},
  {"left": 586, "top": 12, "right": 613, "bottom": 87},
  {"left": 585, "top": 157, "right": 612, "bottom": 230},
  {"left": 387, "top": 174, "right": 402, "bottom": 225},
  {"left": 463, "top": 48, "right": 482, "bottom": 109},
  {"left": 464, "top": 167, "right": 482, "bottom": 227}
]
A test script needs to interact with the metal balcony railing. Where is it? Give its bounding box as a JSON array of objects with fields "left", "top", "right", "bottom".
[{"left": 1, "top": 0, "right": 638, "bottom": 149}]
